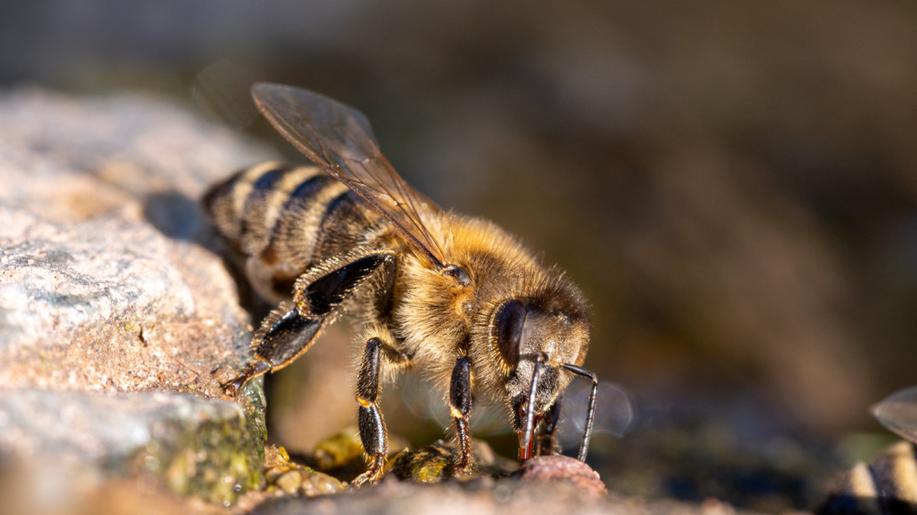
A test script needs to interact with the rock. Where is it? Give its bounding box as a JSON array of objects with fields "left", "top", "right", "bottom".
[
  {"left": 0, "top": 388, "right": 265, "bottom": 506},
  {"left": 251, "top": 480, "right": 749, "bottom": 515},
  {"left": 515, "top": 455, "right": 608, "bottom": 498},
  {"left": 262, "top": 446, "right": 344, "bottom": 497},
  {"left": 0, "top": 206, "right": 243, "bottom": 395},
  {"left": 310, "top": 429, "right": 369, "bottom": 474},
  {"left": 0, "top": 87, "right": 274, "bottom": 509}
]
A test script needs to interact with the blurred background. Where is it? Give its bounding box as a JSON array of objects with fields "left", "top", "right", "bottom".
[{"left": 2, "top": 0, "right": 915, "bottom": 510}]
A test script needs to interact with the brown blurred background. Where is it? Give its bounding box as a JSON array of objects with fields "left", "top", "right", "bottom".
[{"left": 3, "top": 0, "right": 915, "bottom": 510}]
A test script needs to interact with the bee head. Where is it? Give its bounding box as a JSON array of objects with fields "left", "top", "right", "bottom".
[{"left": 490, "top": 292, "right": 590, "bottom": 460}]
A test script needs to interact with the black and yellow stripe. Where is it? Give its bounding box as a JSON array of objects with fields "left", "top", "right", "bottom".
[
  {"left": 820, "top": 441, "right": 917, "bottom": 514},
  {"left": 204, "top": 161, "right": 373, "bottom": 301}
]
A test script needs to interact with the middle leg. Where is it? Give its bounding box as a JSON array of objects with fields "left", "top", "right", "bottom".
[{"left": 351, "top": 336, "right": 410, "bottom": 486}]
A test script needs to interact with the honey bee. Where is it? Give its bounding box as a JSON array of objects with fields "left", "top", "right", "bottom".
[
  {"left": 819, "top": 386, "right": 917, "bottom": 514},
  {"left": 204, "top": 83, "right": 598, "bottom": 485}
]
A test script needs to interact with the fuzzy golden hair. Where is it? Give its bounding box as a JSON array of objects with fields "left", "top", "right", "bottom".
[{"left": 391, "top": 212, "right": 590, "bottom": 409}]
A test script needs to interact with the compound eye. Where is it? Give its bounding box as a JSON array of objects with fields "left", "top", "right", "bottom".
[{"left": 494, "top": 300, "right": 527, "bottom": 370}]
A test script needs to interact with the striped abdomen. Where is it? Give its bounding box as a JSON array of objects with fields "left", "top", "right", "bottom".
[
  {"left": 204, "top": 161, "right": 373, "bottom": 302},
  {"left": 820, "top": 441, "right": 917, "bottom": 514}
]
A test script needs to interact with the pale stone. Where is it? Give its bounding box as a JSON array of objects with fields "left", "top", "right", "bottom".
[{"left": 0, "top": 88, "right": 275, "bottom": 509}]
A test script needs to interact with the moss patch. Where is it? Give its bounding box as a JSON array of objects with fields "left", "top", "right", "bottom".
[{"left": 134, "top": 379, "right": 267, "bottom": 506}]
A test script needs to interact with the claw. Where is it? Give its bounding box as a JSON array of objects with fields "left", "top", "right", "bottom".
[
  {"left": 351, "top": 455, "right": 385, "bottom": 487},
  {"left": 219, "top": 359, "right": 270, "bottom": 398},
  {"left": 220, "top": 375, "right": 247, "bottom": 397},
  {"left": 453, "top": 460, "right": 475, "bottom": 480}
]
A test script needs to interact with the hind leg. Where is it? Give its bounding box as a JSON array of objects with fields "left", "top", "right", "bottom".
[{"left": 220, "top": 250, "right": 394, "bottom": 396}]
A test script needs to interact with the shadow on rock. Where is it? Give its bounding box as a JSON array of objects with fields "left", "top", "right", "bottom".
[{"left": 143, "top": 189, "right": 214, "bottom": 248}]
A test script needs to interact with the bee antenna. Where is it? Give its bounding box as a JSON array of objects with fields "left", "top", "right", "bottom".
[{"left": 562, "top": 363, "right": 598, "bottom": 462}]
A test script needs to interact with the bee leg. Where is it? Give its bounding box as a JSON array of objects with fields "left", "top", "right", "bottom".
[
  {"left": 449, "top": 357, "right": 474, "bottom": 474},
  {"left": 219, "top": 359, "right": 270, "bottom": 397},
  {"left": 351, "top": 337, "right": 409, "bottom": 486},
  {"left": 293, "top": 253, "right": 394, "bottom": 318},
  {"left": 220, "top": 251, "right": 394, "bottom": 397},
  {"left": 535, "top": 396, "right": 562, "bottom": 456},
  {"left": 219, "top": 302, "right": 321, "bottom": 396}
]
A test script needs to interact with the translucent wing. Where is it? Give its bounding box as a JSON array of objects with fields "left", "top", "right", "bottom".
[
  {"left": 872, "top": 386, "right": 917, "bottom": 443},
  {"left": 252, "top": 82, "right": 446, "bottom": 268}
]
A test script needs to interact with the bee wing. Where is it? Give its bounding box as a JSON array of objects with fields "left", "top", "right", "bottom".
[
  {"left": 252, "top": 82, "right": 446, "bottom": 269},
  {"left": 872, "top": 386, "right": 917, "bottom": 443}
]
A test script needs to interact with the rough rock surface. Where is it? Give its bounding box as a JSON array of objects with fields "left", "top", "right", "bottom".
[
  {"left": 516, "top": 455, "right": 608, "bottom": 498},
  {"left": 0, "top": 87, "right": 273, "bottom": 509},
  {"left": 241, "top": 432, "right": 747, "bottom": 515},
  {"left": 251, "top": 480, "right": 748, "bottom": 515}
]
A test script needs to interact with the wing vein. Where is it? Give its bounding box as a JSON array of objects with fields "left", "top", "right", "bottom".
[{"left": 252, "top": 82, "right": 447, "bottom": 268}]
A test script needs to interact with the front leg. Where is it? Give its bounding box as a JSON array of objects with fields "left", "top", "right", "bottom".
[
  {"left": 449, "top": 357, "right": 473, "bottom": 474},
  {"left": 352, "top": 336, "right": 411, "bottom": 486}
]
